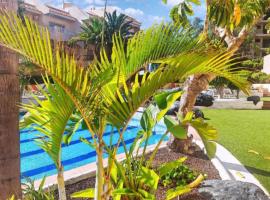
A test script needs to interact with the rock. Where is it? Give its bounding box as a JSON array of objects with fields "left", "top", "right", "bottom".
[
  {"left": 198, "top": 180, "right": 269, "bottom": 200},
  {"left": 247, "top": 96, "right": 261, "bottom": 105}
]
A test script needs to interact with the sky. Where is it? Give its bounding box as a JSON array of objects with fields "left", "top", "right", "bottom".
[{"left": 40, "top": 0, "right": 206, "bottom": 29}]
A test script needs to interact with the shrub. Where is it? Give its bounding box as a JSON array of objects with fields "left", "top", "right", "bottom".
[
  {"left": 22, "top": 177, "right": 54, "bottom": 200},
  {"left": 161, "top": 164, "right": 198, "bottom": 188}
]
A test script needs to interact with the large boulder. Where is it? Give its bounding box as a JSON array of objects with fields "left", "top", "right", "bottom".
[{"left": 198, "top": 180, "right": 269, "bottom": 200}]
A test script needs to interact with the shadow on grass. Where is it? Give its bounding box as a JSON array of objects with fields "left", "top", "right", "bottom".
[{"left": 245, "top": 166, "right": 270, "bottom": 178}]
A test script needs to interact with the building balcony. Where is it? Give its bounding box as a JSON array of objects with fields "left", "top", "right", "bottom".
[
  {"left": 47, "top": 5, "right": 76, "bottom": 21},
  {"left": 22, "top": 3, "right": 42, "bottom": 15}
]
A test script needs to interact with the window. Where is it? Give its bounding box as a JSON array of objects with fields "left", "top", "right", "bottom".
[
  {"left": 257, "top": 25, "right": 261, "bottom": 29},
  {"left": 255, "top": 39, "right": 261, "bottom": 43},
  {"left": 263, "top": 39, "right": 270, "bottom": 48},
  {"left": 49, "top": 22, "right": 65, "bottom": 33}
]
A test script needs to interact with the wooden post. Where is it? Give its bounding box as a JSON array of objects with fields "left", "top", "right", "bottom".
[{"left": 0, "top": 1, "right": 21, "bottom": 199}]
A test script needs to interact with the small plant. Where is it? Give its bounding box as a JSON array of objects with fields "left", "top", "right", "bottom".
[
  {"left": 22, "top": 177, "right": 55, "bottom": 200},
  {"left": 158, "top": 156, "right": 206, "bottom": 200},
  {"left": 161, "top": 164, "right": 198, "bottom": 187},
  {"left": 72, "top": 90, "right": 213, "bottom": 199}
]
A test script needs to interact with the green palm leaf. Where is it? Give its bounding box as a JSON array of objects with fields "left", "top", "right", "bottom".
[
  {"left": 0, "top": 11, "right": 114, "bottom": 135},
  {"left": 101, "top": 34, "right": 249, "bottom": 128},
  {"left": 20, "top": 76, "right": 75, "bottom": 168},
  {"left": 1, "top": 11, "right": 249, "bottom": 135}
]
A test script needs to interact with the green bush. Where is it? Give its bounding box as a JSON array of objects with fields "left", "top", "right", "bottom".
[
  {"left": 161, "top": 164, "right": 198, "bottom": 188},
  {"left": 22, "top": 177, "right": 55, "bottom": 200}
]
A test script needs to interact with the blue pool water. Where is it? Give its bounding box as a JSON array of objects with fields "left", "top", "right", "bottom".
[{"left": 20, "top": 114, "right": 167, "bottom": 181}]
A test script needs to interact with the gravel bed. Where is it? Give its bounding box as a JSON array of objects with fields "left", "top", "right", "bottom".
[{"left": 55, "top": 147, "right": 220, "bottom": 200}]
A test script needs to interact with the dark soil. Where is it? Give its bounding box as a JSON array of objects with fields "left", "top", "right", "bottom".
[
  {"left": 55, "top": 147, "right": 220, "bottom": 200},
  {"left": 148, "top": 148, "right": 220, "bottom": 200}
]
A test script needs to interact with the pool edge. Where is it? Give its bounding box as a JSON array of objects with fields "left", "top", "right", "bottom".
[{"left": 30, "top": 141, "right": 168, "bottom": 191}]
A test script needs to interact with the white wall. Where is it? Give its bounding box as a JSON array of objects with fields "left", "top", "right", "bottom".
[
  {"left": 263, "top": 54, "right": 270, "bottom": 74},
  {"left": 253, "top": 84, "right": 270, "bottom": 91}
]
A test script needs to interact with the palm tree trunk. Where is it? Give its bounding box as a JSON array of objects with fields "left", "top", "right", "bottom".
[
  {"left": 0, "top": 2, "right": 21, "bottom": 199},
  {"left": 95, "top": 143, "right": 104, "bottom": 200},
  {"left": 168, "top": 74, "right": 215, "bottom": 152},
  {"left": 169, "top": 9, "right": 253, "bottom": 152},
  {"left": 236, "top": 89, "right": 240, "bottom": 99},
  {"left": 0, "top": 47, "right": 21, "bottom": 199},
  {"left": 57, "top": 166, "right": 67, "bottom": 200},
  {"left": 217, "top": 85, "right": 225, "bottom": 99}
]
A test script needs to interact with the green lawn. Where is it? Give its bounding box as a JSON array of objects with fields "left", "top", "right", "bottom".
[
  {"left": 203, "top": 109, "right": 270, "bottom": 192},
  {"left": 261, "top": 97, "right": 270, "bottom": 101}
]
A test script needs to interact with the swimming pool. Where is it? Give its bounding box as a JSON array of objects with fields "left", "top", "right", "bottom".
[{"left": 20, "top": 113, "right": 167, "bottom": 181}]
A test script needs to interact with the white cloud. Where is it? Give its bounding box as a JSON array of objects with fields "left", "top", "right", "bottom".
[
  {"left": 87, "top": 0, "right": 107, "bottom": 6},
  {"left": 162, "top": 0, "right": 184, "bottom": 7},
  {"left": 193, "top": 4, "right": 206, "bottom": 19},
  {"left": 124, "top": 8, "right": 144, "bottom": 18},
  {"left": 147, "top": 15, "right": 165, "bottom": 24},
  {"left": 86, "top": 6, "right": 144, "bottom": 21}
]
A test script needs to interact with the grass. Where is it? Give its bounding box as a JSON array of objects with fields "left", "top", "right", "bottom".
[
  {"left": 203, "top": 109, "right": 270, "bottom": 192},
  {"left": 261, "top": 97, "right": 270, "bottom": 101}
]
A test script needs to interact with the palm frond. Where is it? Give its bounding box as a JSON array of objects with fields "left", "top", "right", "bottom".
[
  {"left": 94, "top": 25, "right": 249, "bottom": 128},
  {"left": 111, "top": 24, "right": 203, "bottom": 81},
  {"left": 20, "top": 76, "right": 75, "bottom": 168},
  {"left": 0, "top": 11, "right": 249, "bottom": 132},
  {"left": 0, "top": 11, "right": 114, "bottom": 134},
  {"left": 104, "top": 50, "right": 249, "bottom": 128}
]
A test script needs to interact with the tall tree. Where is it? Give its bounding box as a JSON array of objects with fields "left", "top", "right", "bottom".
[
  {"left": 105, "top": 10, "right": 133, "bottom": 43},
  {"left": 164, "top": 0, "right": 270, "bottom": 151},
  {"left": 70, "top": 17, "right": 104, "bottom": 55},
  {"left": 20, "top": 76, "right": 77, "bottom": 200},
  {"left": 71, "top": 10, "right": 133, "bottom": 57},
  {"left": 0, "top": 12, "right": 249, "bottom": 199},
  {"left": 0, "top": 1, "right": 21, "bottom": 199}
]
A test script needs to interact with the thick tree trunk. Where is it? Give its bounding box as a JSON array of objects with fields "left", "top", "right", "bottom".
[
  {"left": 169, "top": 17, "right": 253, "bottom": 152},
  {"left": 168, "top": 74, "right": 215, "bottom": 152},
  {"left": 0, "top": 1, "right": 21, "bottom": 199},
  {"left": 181, "top": 74, "right": 216, "bottom": 115},
  {"left": 57, "top": 166, "right": 67, "bottom": 200},
  {"left": 0, "top": 48, "right": 21, "bottom": 199}
]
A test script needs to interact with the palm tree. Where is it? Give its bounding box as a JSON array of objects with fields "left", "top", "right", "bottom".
[
  {"left": 70, "top": 18, "right": 104, "bottom": 55},
  {"left": 20, "top": 76, "right": 77, "bottom": 200},
  {"left": 71, "top": 10, "right": 133, "bottom": 57},
  {"left": 0, "top": 12, "right": 249, "bottom": 199},
  {"left": 0, "top": 2, "right": 21, "bottom": 199},
  {"left": 164, "top": 0, "right": 270, "bottom": 151},
  {"left": 105, "top": 10, "right": 133, "bottom": 57},
  {"left": 105, "top": 10, "right": 133, "bottom": 42}
]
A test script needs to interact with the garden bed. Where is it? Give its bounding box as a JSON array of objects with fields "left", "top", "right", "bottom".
[{"left": 55, "top": 146, "right": 220, "bottom": 200}]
